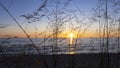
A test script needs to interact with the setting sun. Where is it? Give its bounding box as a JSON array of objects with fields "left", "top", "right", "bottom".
[
  {"left": 68, "top": 32, "right": 74, "bottom": 45},
  {"left": 68, "top": 33, "right": 74, "bottom": 38}
]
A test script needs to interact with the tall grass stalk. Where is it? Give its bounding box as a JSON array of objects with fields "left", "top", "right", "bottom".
[{"left": 0, "top": 2, "right": 49, "bottom": 68}]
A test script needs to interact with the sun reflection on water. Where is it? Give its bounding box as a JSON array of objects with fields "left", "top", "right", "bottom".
[
  {"left": 69, "top": 51, "right": 75, "bottom": 54},
  {"left": 68, "top": 32, "right": 75, "bottom": 54},
  {"left": 69, "top": 47, "right": 75, "bottom": 54}
]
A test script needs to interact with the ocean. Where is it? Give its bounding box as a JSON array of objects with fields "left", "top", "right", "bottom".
[{"left": 0, "top": 38, "right": 119, "bottom": 55}]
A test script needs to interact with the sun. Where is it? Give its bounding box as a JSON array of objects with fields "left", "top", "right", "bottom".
[
  {"left": 68, "top": 32, "right": 74, "bottom": 44},
  {"left": 68, "top": 33, "right": 74, "bottom": 38}
]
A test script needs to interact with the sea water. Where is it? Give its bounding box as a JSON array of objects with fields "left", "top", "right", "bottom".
[{"left": 0, "top": 38, "right": 119, "bottom": 55}]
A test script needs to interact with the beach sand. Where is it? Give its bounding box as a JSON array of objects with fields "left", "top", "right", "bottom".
[{"left": 0, "top": 53, "right": 120, "bottom": 68}]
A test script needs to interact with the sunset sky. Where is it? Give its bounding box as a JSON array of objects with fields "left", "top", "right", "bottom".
[{"left": 0, "top": 0, "right": 119, "bottom": 38}]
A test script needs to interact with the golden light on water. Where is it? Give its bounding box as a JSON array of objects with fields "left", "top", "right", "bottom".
[
  {"left": 69, "top": 51, "right": 75, "bottom": 54},
  {"left": 68, "top": 32, "right": 76, "bottom": 54}
]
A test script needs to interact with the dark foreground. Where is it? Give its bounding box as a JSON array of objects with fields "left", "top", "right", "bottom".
[{"left": 0, "top": 53, "right": 120, "bottom": 68}]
